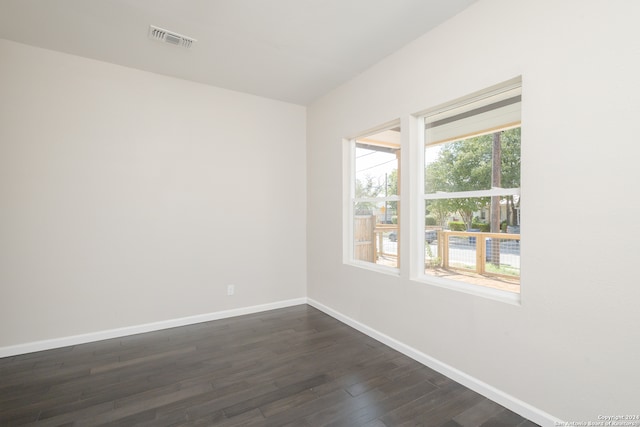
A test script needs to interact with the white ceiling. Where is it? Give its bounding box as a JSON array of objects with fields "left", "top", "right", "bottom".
[{"left": 0, "top": 0, "right": 477, "bottom": 105}]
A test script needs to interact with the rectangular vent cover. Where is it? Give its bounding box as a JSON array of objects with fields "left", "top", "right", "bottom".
[{"left": 148, "top": 25, "right": 196, "bottom": 49}]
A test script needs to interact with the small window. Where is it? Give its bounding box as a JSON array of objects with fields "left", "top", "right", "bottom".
[
  {"left": 346, "top": 124, "right": 401, "bottom": 270},
  {"left": 422, "top": 81, "right": 521, "bottom": 294}
]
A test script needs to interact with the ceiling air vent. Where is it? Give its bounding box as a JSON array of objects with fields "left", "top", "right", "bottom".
[{"left": 148, "top": 25, "right": 196, "bottom": 49}]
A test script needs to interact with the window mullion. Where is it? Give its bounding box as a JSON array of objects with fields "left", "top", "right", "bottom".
[{"left": 424, "top": 187, "right": 520, "bottom": 200}]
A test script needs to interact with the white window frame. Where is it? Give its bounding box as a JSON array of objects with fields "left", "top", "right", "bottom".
[
  {"left": 412, "top": 77, "right": 523, "bottom": 304},
  {"left": 343, "top": 120, "right": 401, "bottom": 275}
]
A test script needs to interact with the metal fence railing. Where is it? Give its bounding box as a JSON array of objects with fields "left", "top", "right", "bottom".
[
  {"left": 364, "top": 226, "right": 521, "bottom": 281},
  {"left": 433, "top": 230, "right": 520, "bottom": 280}
]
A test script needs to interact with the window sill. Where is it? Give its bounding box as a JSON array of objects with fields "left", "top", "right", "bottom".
[
  {"left": 413, "top": 274, "right": 521, "bottom": 305},
  {"left": 346, "top": 260, "right": 400, "bottom": 277}
]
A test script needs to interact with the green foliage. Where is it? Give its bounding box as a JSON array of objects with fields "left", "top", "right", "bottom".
[
  {"left": 386, "top": 169, "right": 398, "bottom": 213},
  {"left": 499, "top": 128, "right": 521, "bottom": 188},
  {"left": 426, "top": 199, "right": 451, "bottom": 227},
  {"left": 448, "top": 221, "right": 467, "bottom": 231},
  {"left": 471, "top": 220, "right": 490, "bottom": 232},
  {"left": 355, "top": 169, "right": 399, "bottom": 216},
  {"left": 485, "top": 263, "right": 519, "bottom": 277},
  {"left": 355, "top": 174, "right": 382, "bottom": 199},
  {"left": 425, "top": 242, "right": 441, "bottom": 268},
  {"left": 425, "top": 135, "right": 492, "bottom": 228},
  {"left": 424, "top": 128, "right": 521, "bottom": 228},
  {"left": 425, "top": 215, "right": 437, "bottom": 226},
  {"left": 426, "top": 137, "right": 491, "bottom": 191},
  {"left": 355, "top": 174, "right": 380, "bottom": 215},
  {"left": 386, "top": 169, "right": 398, "bottom": 195}
]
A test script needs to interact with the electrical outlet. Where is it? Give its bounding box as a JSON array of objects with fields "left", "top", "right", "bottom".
[{"left": 227, "top": 284, "right": 235, "bottom": 296}]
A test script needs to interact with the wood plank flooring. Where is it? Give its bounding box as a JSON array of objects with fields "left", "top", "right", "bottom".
[{"left": 0, "top": 305, "right": 539, "bottom": 426}]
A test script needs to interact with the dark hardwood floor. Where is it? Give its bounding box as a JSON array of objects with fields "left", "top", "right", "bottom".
[{"left": 0, "top": 305, "right": 539, "bottom": 426}]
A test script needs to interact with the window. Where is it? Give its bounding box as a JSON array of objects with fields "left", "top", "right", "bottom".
[
  {"left": 421, "top": 80, "right": 521, "bottom": 294},
  {"left": 346, "top": 124, "right": 401, "bottom": 271}
]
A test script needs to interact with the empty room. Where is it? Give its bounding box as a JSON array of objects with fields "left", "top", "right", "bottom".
[{"left": 1, "top": 0, "right": 638, "bottom": 426}]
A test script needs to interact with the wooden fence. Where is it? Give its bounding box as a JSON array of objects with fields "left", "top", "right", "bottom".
[
  {"left": 438, "top": 230, "right": 520, "bottom": 278},
  {"left": 354, "top": 215, "right": 376, "bottom": 262},
  {"left": 354, "top": 218, "right": 520, "bottom": 279}
]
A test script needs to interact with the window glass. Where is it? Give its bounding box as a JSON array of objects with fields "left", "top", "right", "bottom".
[
  {"left": 423, "top": 85, "right": 521, "bottom": 293},
  {"left": 349, "top": 126, "right": 401, "bottom": 269}
]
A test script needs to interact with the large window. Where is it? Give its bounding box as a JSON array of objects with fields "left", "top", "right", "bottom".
[
  {"left": 422, "top": 81, "right": 522, "bottom": 294},
  {"left": 346, "top": 124, "right": 401, "bottom": 270}
]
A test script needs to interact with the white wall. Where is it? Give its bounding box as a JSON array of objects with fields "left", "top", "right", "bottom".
[
  {"left": 307, "top": 0, "right": 640, "bottom": 423},
  {"left": 0, "top": 39, "right": 306, "bottom": 347}
]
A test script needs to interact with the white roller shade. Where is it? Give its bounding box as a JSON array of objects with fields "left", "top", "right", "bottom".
[{"left": 425, "top": 87, "right": 521, "bottom": 145}]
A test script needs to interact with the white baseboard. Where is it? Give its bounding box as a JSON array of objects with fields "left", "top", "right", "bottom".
[
  {"left": 0, "top": 297, "right": 307, "bottom": 358},
  {"left": 307, "top": 298, "right": 562, "bottom": 427}
]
